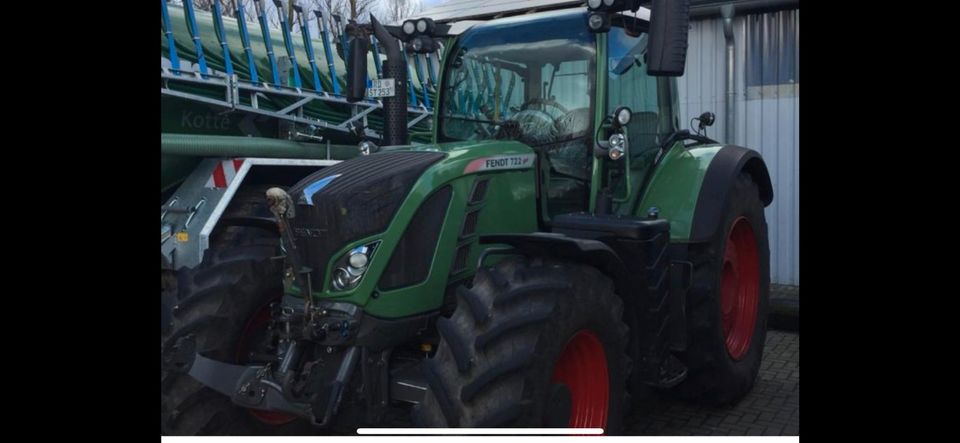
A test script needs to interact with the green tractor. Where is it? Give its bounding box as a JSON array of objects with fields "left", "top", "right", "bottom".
[{"left": 161, "top": 0, "right": 773, "bottom": 434}]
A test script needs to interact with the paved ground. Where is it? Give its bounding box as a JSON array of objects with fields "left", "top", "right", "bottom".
[{"left": 625, "top": 330, "right": 800, "bottom": 435}]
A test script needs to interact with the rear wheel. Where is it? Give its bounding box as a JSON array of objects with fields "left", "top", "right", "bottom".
[
  {"left": 672, "top": 172, "right": 770, "bottom": 405},
  {"left": 411, "top": 256, "right": 629, "bottom": 432},
  {"left": 160, "top": 187, "right": 305, "bottom": 435}
]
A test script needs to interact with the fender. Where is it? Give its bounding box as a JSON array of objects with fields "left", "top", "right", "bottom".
[
  {"left": 636, "top": 144, "right": 773, "bottom": 243},
  {"left": 689, "top": 145, "right": 773, "bottom": 242},
  {"left": 479, "top": 233, "right": 630, "bottom": 294}
]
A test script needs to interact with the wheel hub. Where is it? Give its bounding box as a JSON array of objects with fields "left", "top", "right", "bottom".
[{"left": 550, "top": 330, "right": 609, "bottom": 429}]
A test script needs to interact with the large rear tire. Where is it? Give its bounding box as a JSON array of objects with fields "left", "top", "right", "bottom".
[
  {"left": 160, "top": 187, "right": 305, "bottom": 435},
  {"left": 672, "top": 172, "right": 770, "bottom": 405},
  {"left": 411, "top": 257, "right": 629, "bottom": 433}
]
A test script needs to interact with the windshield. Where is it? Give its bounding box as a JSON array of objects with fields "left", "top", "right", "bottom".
[{"left": 438, "top": 12, "right": 596, "bottom": 147}]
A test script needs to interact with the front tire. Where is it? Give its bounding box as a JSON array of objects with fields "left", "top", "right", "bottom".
[
  {"left": 412, "top": 257, "right": 629, "bottom": 432},
  {"left": 160, "top": 187, "right": 304, "bottom": 435}
]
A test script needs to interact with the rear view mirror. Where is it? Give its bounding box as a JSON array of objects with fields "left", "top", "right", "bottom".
[
  {"left": 345, "top": 22, "right": 369, "bottom": 103},
  {"left": 647, "top": 0, "right": 690, "bottom": 76}
]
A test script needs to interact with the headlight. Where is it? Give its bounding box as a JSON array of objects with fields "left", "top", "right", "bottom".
[
  {"left": 348, "top": 249, "right": 369, "bottom": 268},
  {"left": 331, "top": 243, "right": 377, "bottom": 291},
  {"left": 587, "top": 0, "right": 602, "bottom": 9},
  {"left": 587, "top": 12, "right": 609, "bottom": 32},
  {"left": 402, "top": 20, "right": 416, "bottom": 36},
  {"left": 608, "top": 133, "right": 626, "bottom": 160},
  {"left": 615, "top": 107, "right": 632, "bottom": 126}
]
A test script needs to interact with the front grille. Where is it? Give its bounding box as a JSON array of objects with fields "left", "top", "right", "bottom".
[
  {"left": 469, "top": 179, "right": 489, "bottom": 204},
  {"left": 451, "top": 243, "right": 471, "bottom": 275},
  {"left": 287, "top": 151, "right": 446, "bottom": 290},
  {"left": 379, "top": 186, "right": 453, "bottom": 290},
  {"left": 461, "top": 210, "right": 480, "bottom": 239}
]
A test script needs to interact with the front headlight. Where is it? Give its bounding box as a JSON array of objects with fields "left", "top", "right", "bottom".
[{"left": 331, "top": 243, "right": 377, "bottom": 291}]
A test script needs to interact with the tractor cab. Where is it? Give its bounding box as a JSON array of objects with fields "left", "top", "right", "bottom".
[{"left": 435, "top": 8, "right": 681, "bottom": 219}]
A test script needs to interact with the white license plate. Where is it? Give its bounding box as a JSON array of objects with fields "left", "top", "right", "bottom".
[{"left": 367, "top": 79, "right": 395, "bottom": 98}]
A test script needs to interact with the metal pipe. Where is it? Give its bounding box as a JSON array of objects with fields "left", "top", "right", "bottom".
[
  {"left": 254, "top": 0, "right": 282, "bottom": 85},
  {"left": 401, "top": 46, "right": 419, "bottom": 107},
  {"left": 182, "top": 0, "right": 209, "bottom": 75},
  {"left": 161, "top": 133, "right": 357, "bottom": 159},
  {"left": 235, "top": 1, "right": 260, "bottom": 84},
  {"left": 294, "top": 2, "right": 324, "bottom": 92},
  {"left": 371, "top": 36, "right": 384, "bottom": 79},
  {"left": 278, "top": 341, "right": 301, "bottom": 374},
  {"left": 212, "top": 0, "right": 235, "bottom": 77},
  {"left": 273, "top": 0, "right": 303, "bottom": 88},
  {"left": 413, "top": 53, "right": 431, "bottom": 109},
  {"left": 315, "top": 9, "right": 342, "bottom": 95},
  {"left": 721, "top": 4, "right": 736, "bottom": 144},
  {"left": 160, "top": 0, "right": 180, "bottom": 72}
]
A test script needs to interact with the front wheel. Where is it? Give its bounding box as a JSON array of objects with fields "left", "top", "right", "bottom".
[{"left": 411, "top": 257, "right": 629, "bottom": 432}]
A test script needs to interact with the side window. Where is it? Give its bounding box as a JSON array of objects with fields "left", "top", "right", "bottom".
[
  {"left": 606, "top": 27, "right": 673, "bottom": 156},
  {"left": 746, "top": 10, "right": 799, "bottom": 99}
]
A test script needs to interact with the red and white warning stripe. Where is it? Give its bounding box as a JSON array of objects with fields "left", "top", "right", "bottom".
[{"left": 205, "top": 159, "right": 246, "bottom": 188}]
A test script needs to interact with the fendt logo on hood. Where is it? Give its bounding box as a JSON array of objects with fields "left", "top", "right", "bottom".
[{"left": 464, "top": 154, "right": 535, "bottom": 174}]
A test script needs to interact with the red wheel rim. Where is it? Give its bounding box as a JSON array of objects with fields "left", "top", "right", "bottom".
[
  {"left": 550, "top": 330, "right": 609, "bottom": 430},
  {"left": 720, "top": 216, "right": 760, "bottom": 360},
  {"left": 235, "top": 299, "right": 298, "bottom": 426}
]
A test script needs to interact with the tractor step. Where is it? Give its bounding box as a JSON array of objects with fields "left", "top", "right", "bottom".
[{"left": 389, "top": 363, "right": 427, "bottom": 405}]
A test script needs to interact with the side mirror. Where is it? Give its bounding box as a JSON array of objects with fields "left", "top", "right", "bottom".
[
  {"left": 647, "top": 0, "right": 690, "bottom": 76},
  {"left": 345, "top": 22, "right": 369, "bottom": 103}
]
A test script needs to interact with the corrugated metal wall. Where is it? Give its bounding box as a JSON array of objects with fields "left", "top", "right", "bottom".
[{"left": 677, "top": 9, "right": 799, "bottom": 285}]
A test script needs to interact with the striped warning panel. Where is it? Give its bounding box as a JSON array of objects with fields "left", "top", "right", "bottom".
[{"left": 205, "top": 159, "right": 246, "bottom": 188}]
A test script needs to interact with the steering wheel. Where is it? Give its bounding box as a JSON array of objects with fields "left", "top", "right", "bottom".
[
  {"left": 520, "top": 97, "right": 569, "bottom": 117},
  {"left": 508, "top": 109, "right": 559, "bottom": 145}
]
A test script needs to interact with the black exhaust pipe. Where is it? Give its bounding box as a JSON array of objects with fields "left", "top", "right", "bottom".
[{"left": 370, "top": 15, "right": 408, "bottom": 146}]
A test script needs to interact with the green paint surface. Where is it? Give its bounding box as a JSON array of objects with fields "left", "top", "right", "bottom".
[
  {"left": 635, "top": 144, "right": 724, "bottom": 241},
  {"left": 292, "top": 140, "right": 539, "bottom": 318}
]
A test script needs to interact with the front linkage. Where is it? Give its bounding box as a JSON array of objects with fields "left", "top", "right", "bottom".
[
  {"left": 162, "top": 188, "right": 425, "bottom": 428},
  {"left": 162, "top": 296, "right": 365, "bottom": 427}
]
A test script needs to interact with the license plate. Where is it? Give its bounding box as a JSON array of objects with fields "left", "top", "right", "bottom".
[{"left": 367, "top": 79, "right": 395, "bottom": 98}]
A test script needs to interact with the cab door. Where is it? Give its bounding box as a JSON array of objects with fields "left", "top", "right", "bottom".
[{"left": 603, "top": 20, "right": 680, "bottom": 216}]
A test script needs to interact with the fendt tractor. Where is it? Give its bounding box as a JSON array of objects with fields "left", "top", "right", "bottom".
[{"left": 161, "top": 0, "right": 774, "bottom": 435}]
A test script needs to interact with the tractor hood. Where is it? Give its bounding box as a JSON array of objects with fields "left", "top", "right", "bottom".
[{"left": 286, "top": 140, "right": 537, "bottom": 306}]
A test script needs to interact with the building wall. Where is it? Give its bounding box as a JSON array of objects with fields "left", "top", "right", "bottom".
[{"left": 677, "top": 9, "right": 799, "bottom": 285}]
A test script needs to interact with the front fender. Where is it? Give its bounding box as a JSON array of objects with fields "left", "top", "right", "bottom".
[
  {"left": 636, "top": 144, "right": 773, "bottom": 243},
  {"left": 480, "top": 233, "right": 630, "bottom": 292}
]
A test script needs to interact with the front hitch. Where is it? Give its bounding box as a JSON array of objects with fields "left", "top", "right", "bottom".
[{"left": 162, "top": 335, "right": 360, "bottom": 426}]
